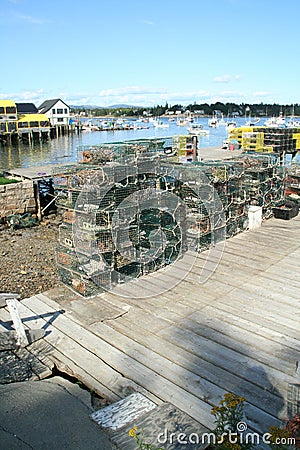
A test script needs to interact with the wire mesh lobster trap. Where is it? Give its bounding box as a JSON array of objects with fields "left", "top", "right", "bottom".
[{"left": 53, "top": 136, "right": 288, "bottom": 297}]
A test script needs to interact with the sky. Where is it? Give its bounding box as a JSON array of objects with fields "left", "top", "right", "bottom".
[{"left": 1, "top": 0, "right": 300, "bottom": 107}]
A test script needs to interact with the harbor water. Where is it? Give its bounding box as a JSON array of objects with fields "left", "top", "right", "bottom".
[
  {"left": 0, "top": 117, "right": 234, "bottom": 170},
  {"left": 1, "top": 117, "right": 299, "bottom": 170}
]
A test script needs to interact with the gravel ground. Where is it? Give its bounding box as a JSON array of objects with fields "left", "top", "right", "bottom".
[{"left": 0, "top": 215, "right": 61, "bottom": 299}]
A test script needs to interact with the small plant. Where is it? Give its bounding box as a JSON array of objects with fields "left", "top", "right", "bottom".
[
  {"left": 128, "top": 426, "right": 164, "bottom": 450},
  {"left": 268, "top": 425, "right": 294, "bottom": 450},
  {"left": 211, "top": 393, "right": 251, "bottom": 449},
  {"left": 0, "top": 176, "right": 20, "bottom": 185},
  {"left": 212, "top": 393, "right": 246, "bottom": 435},
  {"left": 211, "top": 393, "right": 296, "bottom": 450},
  {"left": 284, "top": 414, "right": 300, "bottom": 448}
]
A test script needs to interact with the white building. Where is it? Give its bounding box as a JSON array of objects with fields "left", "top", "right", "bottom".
[{"left": 38, "top": 98, "right": 70, "bottom": 126}]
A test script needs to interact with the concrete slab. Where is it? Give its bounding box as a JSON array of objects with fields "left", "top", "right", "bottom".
[{"left": 0, "top": 377, "right": 113, "bottom": 449}]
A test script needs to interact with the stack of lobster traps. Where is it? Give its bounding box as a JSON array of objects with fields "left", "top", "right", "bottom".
[{"left": 53, "top": 138, "right": 287, "bottom": 297}]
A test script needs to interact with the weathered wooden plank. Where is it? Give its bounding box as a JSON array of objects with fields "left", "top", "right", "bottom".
[
  {"left": 258, "top": 268, "right": 300, "bottom": 290},
  {"left": 20, "top": 296, "right": 214, "bottom": 429},
  {"left": 188, "top": 310, "right": 300, "bottom": 366},
  {"left": 0, "top": 329, "right": 45, "bottom": 351},
  {"left": 209, "top": 300, "right": 300, "bottom": 341},
  {"left": 91, "top": 392, "right": 157, "bottom": 431},
  {"left": 224, "top": 237, "right": 293, "bottom": 257},
  {"left": 0, "top": 292, "right": 20, "bottom": 308},
  {"left": 222, "top": 285, "right": 300, "bottom": 320},
  {"left": 110, "top": 402, "right": 210, "bottom": 450},
  {"left": 199, "top": 304, "right": 300, "bottom": 353},
  {"left": 0, "top": 309, "right": 54, "bottom": 379},
  {"left": 6, "top": 299, "right": 29, "bottom": 347},
  {"left": 39, "top": 291, "right": 172, "bottom": 332},
  {"left": 91, "top": 317, "right": 284, "bottom": 432},
  {"left": 15, "top": 298, "right": 150, "bottom": 403},
  {"left": 157, "top": 323, "right": 297, "bottom": 396},
  {"left": 214, "top": 292, "right": 299, "bottom": 338}
]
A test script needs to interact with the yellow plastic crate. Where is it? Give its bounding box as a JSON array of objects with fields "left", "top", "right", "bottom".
[{"left": 263, "top": 145, "right": 274, "bottom": 153}]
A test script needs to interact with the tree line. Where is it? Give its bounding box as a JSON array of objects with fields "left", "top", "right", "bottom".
[{"left": 71, "top": 102, "right": 300, "bottom": 118}]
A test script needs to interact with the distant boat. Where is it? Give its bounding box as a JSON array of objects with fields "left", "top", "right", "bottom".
[
  {"left": 286, "top": 117, "right": 300, "bottom": 128},
  {"left": 226, "top": 121, "right": 237, "bottom": 131},
  {"left": 187, "top": 123, "right": 210, "bottom": 135},
  {"left": 245, "top": 117, "right": 260, "bottom": 126},
  {"left": 208, "top": 113, "right": 219, "bottom": 127},
  {"left": 81, "top": 121, "right": 100, "bottom": 131},
  {"left": 218, "top": 114, "right": 227, "bottom": 126},
  {"left": 153, "top": 119, "right": 169, "bottom": 128},
  {"left": 286, "top": 105, "right": 300, "bottom": 128},
  {"left": 264, "top": 112, "right": 286, "bottom": 127},
  {"left": 176, "top": 118, "right": 188, "bottom": 126},
  {"left": 244, "top": 107, "right": 260, "bottom": 126}
]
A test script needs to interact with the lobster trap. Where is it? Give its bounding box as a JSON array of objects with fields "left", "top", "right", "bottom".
[{"left": 53, "top": 136, "right": 288, "bottom": 297}]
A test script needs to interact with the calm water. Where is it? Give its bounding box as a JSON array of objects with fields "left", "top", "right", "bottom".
[{"left": 1, "top": 117, "right": 297, "bottom": 170}]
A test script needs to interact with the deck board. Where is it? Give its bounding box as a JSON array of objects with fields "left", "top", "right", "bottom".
[{"left": 1, "top": 214, "right": 299, "bottom": 441}]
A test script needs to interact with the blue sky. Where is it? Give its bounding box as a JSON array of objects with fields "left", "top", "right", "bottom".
[{"left": 1, "top": 0, "right": 299, "bottom": 107}]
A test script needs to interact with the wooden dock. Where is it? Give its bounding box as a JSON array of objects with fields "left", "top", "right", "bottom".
[{"left": 1, "top": 214, "right": 299, "bottom": 442}]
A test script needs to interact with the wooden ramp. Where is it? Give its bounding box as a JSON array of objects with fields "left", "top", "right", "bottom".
[{"left": 1, "top": 214, "right": 300, "bottom": 444}]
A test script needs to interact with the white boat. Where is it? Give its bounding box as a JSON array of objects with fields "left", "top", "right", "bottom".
[
  {"left": 208, "top": 113, "right": 219, "bottom": 127},
  {"left": 153, "top": 119, "right": 169, "bottom": 128},
  {"left": 245, "top": 117, "right": 260, "bottom": 126},
  {"left": 226, "top": 121, "right": 237, "bottom": 131},
  {"left": 176, "top": 118, "right": 188, "bottom": 126},
  {"left": 244, "top": 106, "right": 260, "bottom": 126},
  {"left": 218, "top": 114, "right": 227, "bottom": 126},
  {"left": 286, "top": 118, "right": 300, "bottom": 128},
  {"left": 81, "top": 121, "right": 100, "bottom": 131},
  {"left": 187, "top": 123, "right": 209, "bottom": 136},
  {"left": 286, "top": 106, "right": 300, "bottom": 127},
  {"left": 265, "top": 112, "right": 286, "bottom": 127}
]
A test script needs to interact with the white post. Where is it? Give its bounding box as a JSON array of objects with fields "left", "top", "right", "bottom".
[{"left": 6, "top": 299, "right": 29, "bottom": 347}]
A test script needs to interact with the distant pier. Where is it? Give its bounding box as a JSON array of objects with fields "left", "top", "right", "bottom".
[{"left": 0, "top": 123, "right": 81, "bottom": 146}]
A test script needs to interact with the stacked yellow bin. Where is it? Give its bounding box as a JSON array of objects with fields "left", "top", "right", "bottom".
[
  {"left": 293, "top": 132, "right": 300, "bottom": 151},
  {"left": 242, "top": 131, "right": 264, "bottom": 152},
  {"left": 228, "top": 127, "right": 254, "bottom": 148}
]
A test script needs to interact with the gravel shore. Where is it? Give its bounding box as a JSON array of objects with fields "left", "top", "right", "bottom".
[{"left": 0, "top": 216, "right": 61, "bottom": 299}]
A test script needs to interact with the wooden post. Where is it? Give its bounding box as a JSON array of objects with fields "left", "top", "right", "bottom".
[
  {"left": 34, "top": 180, "right": 42, "bottom": 221},
  {"left": 6, "top": 299, "right": 29, "bottom": 347},
  {"left": 192, "top": 135, "right": 198, "bottom": 162}
]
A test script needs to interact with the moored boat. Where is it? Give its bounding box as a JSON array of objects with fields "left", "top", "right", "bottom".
[{"left": 187, "top": 123, "right": 210, "bottom": 135}]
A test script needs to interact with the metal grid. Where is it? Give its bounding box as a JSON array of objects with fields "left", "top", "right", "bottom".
[{"left": 53, "top": 137, "right": 289, "bottom": 297}]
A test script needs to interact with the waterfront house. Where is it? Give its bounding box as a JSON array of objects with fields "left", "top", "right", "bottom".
[
  {"left": 38, "top": 99, "right": 70, "bottom": 126},
  {"left": 0, "top": 100, "right": 18, "bottom": 133},
  {"left": 16, "top": 103, "right": 38, "bottom": 114},
  {"left": 17, "top": 113, "right": 51, "bottom": 143},
  {"left": 17, "top": 114, "right": 50, "bottom": 131}
]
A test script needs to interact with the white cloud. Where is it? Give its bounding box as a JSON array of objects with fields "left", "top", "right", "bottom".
[
  {"left": 0, "top": 89, "right": 44, "bottom": 101},
  {"left": 13, "top": 12, "right": 50, "bottom": 24},
  {"left": 253, "top": 91, "right": 272, "bottom": 97},
  {"left": 138, "top": 19, "right": 154, "bottom": 25},
  {"left": 0, "top": 85, "right": 278, "bottom": 108},
  {"left": 99, "top": 86, "right": 166, "bottom": 97},
  {"left": 213, "top": 74, "right": 241, "bottom": 83},
  {"left": 220, "top": 90, "right": 245, "bottom": 98},
  {"left": 0, "top": 10, "right": 51, "bottom": 25},
  {"left": 96, "top": 87, "right": 213, "bottom": 106}
]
